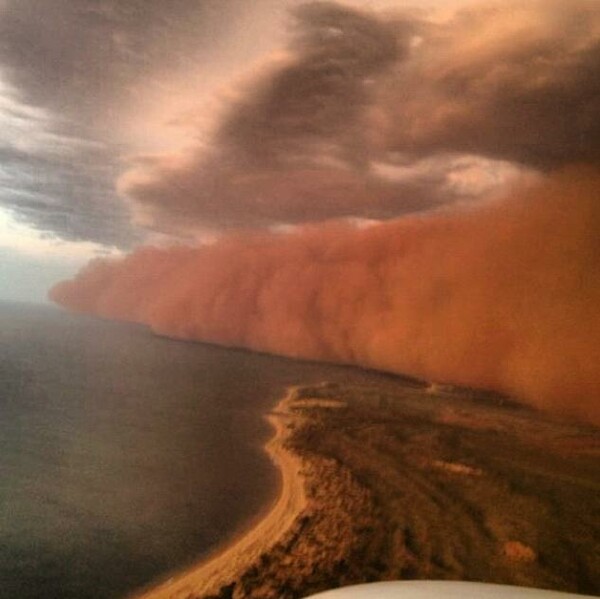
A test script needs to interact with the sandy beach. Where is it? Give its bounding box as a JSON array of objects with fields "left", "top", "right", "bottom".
[
  {"left": 136, "top": 380, "right": 600, "bottom": 599},
  {"left": 133, "top": 389, "right": 308, "bottom": 599}
]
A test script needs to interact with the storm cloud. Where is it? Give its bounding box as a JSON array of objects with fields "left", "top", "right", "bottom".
[
  {"left": 46, "top": 2, "right": 600, "bottom": 422},
  {"left": 0, "top": 0, "right": 257, "bottom": 125},
  {"left": 2, "top": 1, "right": 598, "bottom": 241},
  {"left": 381, "top": 0, "right": 600, "bottom": 168},
  {"left": 121, "top": 0, "right": 599, "bottom": 236},
  {"left": 0, "top": 0, "right": 281, "bottom": 244}
]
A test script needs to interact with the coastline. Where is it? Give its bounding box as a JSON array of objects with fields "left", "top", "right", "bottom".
[
  {"left": 135, "top": 381, "right": 600, "bottom": 598},
  {"left": 134, "top": 388, "right": 308, "bottom": 599}
]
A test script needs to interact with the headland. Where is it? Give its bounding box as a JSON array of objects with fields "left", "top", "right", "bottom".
[{"left": 137, "top": 380, "right": 600, "bottom": 599}]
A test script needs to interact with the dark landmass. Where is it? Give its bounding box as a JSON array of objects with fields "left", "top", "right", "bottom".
[{"left": 146, "top": 380, "right": 600, "bottom": 599}]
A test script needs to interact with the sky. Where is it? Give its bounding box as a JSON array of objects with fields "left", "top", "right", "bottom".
[
  {"left": 1, "top": 0, "right": 584, "bottom": 302},
  {"left": 2, "top": 0, "right": 599, "bottom": 421}
]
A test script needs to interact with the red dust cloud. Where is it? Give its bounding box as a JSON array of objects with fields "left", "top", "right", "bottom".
[{"left": 51, "top": 168, "right": 600, "bottom": 425}]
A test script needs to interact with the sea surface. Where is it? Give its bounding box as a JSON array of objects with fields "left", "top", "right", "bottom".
[{"left": 0, "top": 302, "right": 398, "bottom": 599}]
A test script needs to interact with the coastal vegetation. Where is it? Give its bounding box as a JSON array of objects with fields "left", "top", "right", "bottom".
[{"left": 143, "top": 381, "right": 600, "bottom": 598}]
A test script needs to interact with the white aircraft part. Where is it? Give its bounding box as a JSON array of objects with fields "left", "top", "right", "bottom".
[{"left": 306, "top": 581, "right": 595, "bottom": 599}]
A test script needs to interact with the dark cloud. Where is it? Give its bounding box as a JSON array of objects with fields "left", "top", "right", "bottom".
[
  {"left": 382, "top": 0, "right": 600, "bottom": 169},
  {"left": 0, "top": 0, "right": 250, "bottom": 125},
  {"left": 215, "top": 1, "right": 405, "bottom": 171},
  {"left": 121, "top": 0, "right": 599, "bottom": 236},
  {"left": 1, "top": 0, "right": 598, "bottom": 243},
  {"left": 121, "top": 2, "right": 449, "bottom": 233},
  {"left": 0, "top": 147, "right": 136, "bottom": 246},
  {"left": 0, "top": 0, "right": 272, "bottom": 245},
  {"left": 120, "top": 158, "right": 459, "bottom": 234}
]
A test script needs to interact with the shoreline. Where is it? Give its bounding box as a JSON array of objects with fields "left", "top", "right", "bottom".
[
  {"left": 135, "top": 380, "right": 600, "bottom": 598},
  {"left": 133, "top": 388, "right": 308, "bottom": 599}
]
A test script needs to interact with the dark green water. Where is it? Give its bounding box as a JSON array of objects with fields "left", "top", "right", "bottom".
[{"left": 0, "top": 302, "right": 399, "bottom": 598}]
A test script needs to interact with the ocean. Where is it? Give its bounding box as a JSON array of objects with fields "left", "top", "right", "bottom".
[{"left": 0, "top": 302, "right": 397, "bottom": 598}]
